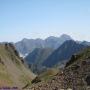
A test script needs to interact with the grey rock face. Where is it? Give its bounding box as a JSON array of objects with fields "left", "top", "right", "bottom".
[{"left": 15, "top": 34, "right": 72, "bottom": 56}]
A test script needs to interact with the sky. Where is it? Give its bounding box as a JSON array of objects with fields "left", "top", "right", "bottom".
[{"left": 0, "top": 0, "right": 90, "bottom": 42}]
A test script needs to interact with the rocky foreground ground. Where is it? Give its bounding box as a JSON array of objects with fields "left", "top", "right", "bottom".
[{"left": 28, "top": 56, "right": 90, "bottom": 90}]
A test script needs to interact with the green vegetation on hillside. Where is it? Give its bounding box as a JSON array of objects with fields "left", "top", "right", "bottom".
[
  {"left": 31, "top": 68, "right": 59, "bottom": 84},
  {"left": 0, "top": 43, "right": 36, "bottom": 89}
]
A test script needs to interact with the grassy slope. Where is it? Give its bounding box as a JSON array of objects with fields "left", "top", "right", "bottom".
[
  {"left": 30, "top": 68, "right": 59, "bottom": 84},
  {"left": 0, "top": 44, "right": 36, "bottom": 89},
  {"left": 39, "top": 68, "right": 59, "bottom": 81}
]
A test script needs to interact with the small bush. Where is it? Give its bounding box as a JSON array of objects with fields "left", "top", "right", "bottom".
[{"left": 31, "top": 77, "right": 41, "bottom": 84}]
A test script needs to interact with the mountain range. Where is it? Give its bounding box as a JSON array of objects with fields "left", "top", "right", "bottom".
[
  {"left": 25, "top": 48, "right": 54, "bottom": 74},
  {"left": 43, "top": 40, "right": 87, "bottom": 67},
  {"left": 25, "top": 40, "right": 87, "bottom": 74},
  {"left": 15, "top": 34, "right": 72, "bottom": 56},
  {"left": 14, "top": 34, "right": 90, "bottom": 74},
  {"left": 0, "top": 34, "right": 90, "bottom": 89}
]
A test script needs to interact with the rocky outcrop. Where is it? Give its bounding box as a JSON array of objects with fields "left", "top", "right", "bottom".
[
  {"left": 28, "top": 48, "right": 90, "bottom": 90},
  {"left": 64, "top": 58, "right": 90, "bottom": 90}
]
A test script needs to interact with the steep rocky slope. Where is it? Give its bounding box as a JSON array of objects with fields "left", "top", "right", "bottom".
[
  {"left": 0, "top": 43, "right": 36, "bottom": 89},
  {"left": 28, "top": 47, "right": 90, "bottom": 90}
]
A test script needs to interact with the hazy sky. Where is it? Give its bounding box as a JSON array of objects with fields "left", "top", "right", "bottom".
[{"left": 0, "top": 0, "right": 90, "bottom": 42}]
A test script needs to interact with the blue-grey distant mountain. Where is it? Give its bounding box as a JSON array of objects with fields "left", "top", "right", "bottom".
[
  {"left": 15, "top": 34, "right": 72, "bottom": 56},
  {"left": 42, "top": 40, "right": 87, "bottom": 67},
  {"left": 25, "top": 48, "right": 54, "bottom": 74},
  {"left": 81, "top": 41, "right": 90, "bottom": 46}
]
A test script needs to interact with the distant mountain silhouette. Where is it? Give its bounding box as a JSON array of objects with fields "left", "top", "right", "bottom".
[
  {"left": 15, "top": 34, "right": 72, "bottom": 56},
  {"left": 81, "top": 41, "right": 90, "bottom": 46},
  {"left": 25, "top": 40, "right": 87, "bottom": 74},
  {"left": 25, "top": 48, "right": 54, "bottom": 74},
  {"left": 43, "top": 40, "right": 87, "bottom": 67}
]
